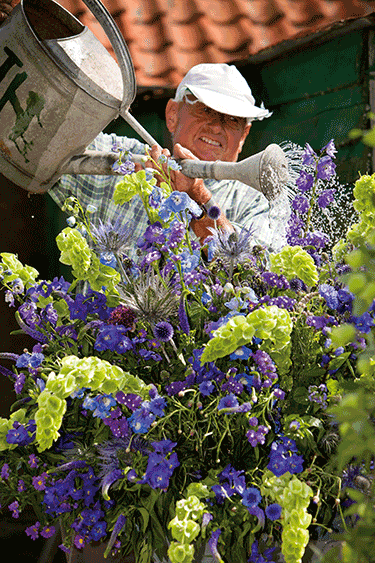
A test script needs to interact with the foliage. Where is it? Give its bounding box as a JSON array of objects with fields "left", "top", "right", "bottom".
[{"left": 0, "top": 143, "right": 374, "bottom": 563}]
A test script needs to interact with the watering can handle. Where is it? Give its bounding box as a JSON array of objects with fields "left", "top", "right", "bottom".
[{"left": 80, "top": 0, "right": 161, "bottom": 148}]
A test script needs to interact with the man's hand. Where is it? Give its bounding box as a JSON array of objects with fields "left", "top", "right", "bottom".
[
  {"left": 145, "top": 143, "right": 212, "bottom": 206},
  {"left": 0, "top": 0, "right": 19, "bottom": 22}
]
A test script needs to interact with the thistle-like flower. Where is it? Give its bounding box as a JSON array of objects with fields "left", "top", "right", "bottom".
[
  {"left": 91, "top": 217, "right": 134, "bottom": 256},
  {"left": 118, "top": 270, "right": 179, "bottom": 324},
  {"left": 207, "top": 227, "right": 255, "bottom": 278}
]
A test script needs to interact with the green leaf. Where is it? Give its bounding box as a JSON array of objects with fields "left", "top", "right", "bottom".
[{"left": 138, "top": 508, "right": 150, "bottom": 533}]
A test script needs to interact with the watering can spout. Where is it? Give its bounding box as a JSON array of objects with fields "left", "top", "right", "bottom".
[{"left": 61, "top": 144, "right": 289, "bottom": 201}]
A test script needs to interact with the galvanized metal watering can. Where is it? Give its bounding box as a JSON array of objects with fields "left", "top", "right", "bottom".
[{"left": 0, "top": 0, "right": 288, "bottom": 198}]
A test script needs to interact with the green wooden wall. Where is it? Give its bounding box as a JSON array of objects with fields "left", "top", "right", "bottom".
[{"left": 241, "top": 26, "right": 372, "bottom": 186}]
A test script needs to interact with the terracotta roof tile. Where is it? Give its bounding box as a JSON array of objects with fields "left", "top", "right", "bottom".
[
  {"left": 57, "top": 0, "right": 375, "bottom": 88},
  {"left": 168, "top": 0, "right": 204, "bottom": 23},
  {"left": 243, "top": 0, "right": 283, "bottom": 25}
]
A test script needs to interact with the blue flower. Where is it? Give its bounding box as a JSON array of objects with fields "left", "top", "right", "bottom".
[
  {"left": 351, "top": 311, "right": 374, "bottom": 334},
  {"left": 16, "top": 351, "right": 44, "bottom": 369},
  {"left": 199, "top": 380, "right": 215, "bottom": 396},
  {"left": 90, "top": 520, "right": 107, "bottom": 541},
  {"left": 241, "top": 487, "right": 262, "bottom": 508},
  {"left": 265, "top": 503, "right": 282, "bottom": 521},
  {"left": 267, "top": 454, "right": 288, "bottom": 477},
  {"left": 163, "top": 191, "right": 201, "bottom": 216},
  {"left": 319, "top": 284, "right": 339, "bottom": 310},
  {"left": 153, "top": 321, "right": 174, "bottom": 342},
  {"left": 217, "top": 393, "right": 239, "bottom": 412},
  {"left": 128, "top": 408, "right": 155, "bottom": 434},
  {"left": 230, "top": 346, "right": 252, "bottom": 360},
  {"left": 151, "top": 440, "right": 177, "bottom": 455},
  {"left": 178, "top": 250, "right": 200, "bottom": 273}
]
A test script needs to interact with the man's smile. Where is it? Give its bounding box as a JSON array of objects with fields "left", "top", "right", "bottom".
[{"left": 199, "top": 136, "right": 222, "bottom": 147}]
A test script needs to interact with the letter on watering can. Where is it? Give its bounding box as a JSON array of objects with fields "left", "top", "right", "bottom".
[{"left": 0, "top": 46, "right": 45, "bottom": 163}]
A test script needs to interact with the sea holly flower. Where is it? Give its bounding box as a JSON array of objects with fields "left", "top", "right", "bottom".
[{"left": 153, "top": 321, "right": 174, "bottom": 342}]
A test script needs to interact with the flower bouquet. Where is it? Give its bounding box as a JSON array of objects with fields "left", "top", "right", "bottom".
[{"left": 0, "top": 141, "right": 374, "bottom": 563}]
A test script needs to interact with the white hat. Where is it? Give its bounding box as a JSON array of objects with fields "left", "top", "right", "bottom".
[{"left": 175, "top": 63, "right": 272, "bottom": 122}]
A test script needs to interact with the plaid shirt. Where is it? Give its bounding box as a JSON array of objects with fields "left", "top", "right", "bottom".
[{"left": 49, "top": 132, "right": 286, "bottom": 253}]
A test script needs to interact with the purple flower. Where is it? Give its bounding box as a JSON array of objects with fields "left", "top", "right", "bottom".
[
  {"left": 40, "top": 525, "right": 56, "bottom": 539},
  {"left": 292, "top": 194, "right": 309, "bottom": 214},
  {"left": 6, "top": 421, "right": 34, "bottom": 446},
  {"left": 288, "top": 453, "right": 304, "bottom": 474},
  {"left": 116, "top": 392, "right": 143, "bottom": 411},
  {"left": 28, "top": 454, "right": 39, "bottom": 468},
  {"left": 265, "top": 503, "right": 282, "bottom": 521},
  {"left": 221, "top": 376, "right": 243, "bottom": 395},
  {"left": 273, "top": 388, "right": 285, "bottom": 400},
  {"left": 153, "top": 321, "right": 174, "bottom": 342},
  {"left": 217, "top": 393, "right": 239, "bottom": 412},
  {"left": 25, "top": 521, "right": 40, "bottom": 540},
  {"left": 322, "top": 139, "right": 337, "bottom": 158},
  {"left": 208, "top": 528, "right": 222, "bottom": 562},
  {"left": 199, "top": 380, "right": 215, "bottom": 396},
  {"left": 317, "top": 155, "right": 336, "bottom": 180},
  {"left": 1, "top": 463, "right": 10, "bottom": 480},
  {"left": 248, "top": 540, "right": 276, "bottom": 563},
  {"left": 241, "top": 487, "right": 262, "bottom": 508},
  {"left": 32, "top": 472, "right": 48, "bottom": 491},
  {"left": 317, "top": 188, "right": 335, "bottom": 208},
  {"left": 74, "top": 535, "right": 86, "bottom": 549},
  {"left": 296, "top": 170, "right": 314, "bottom": 192},
  {"left": 302, "top": 143, "right": 317, "bottom": 166},
  {"left": 151, "top": 440, "right": 177, "bottom": 455},
  {"left": 9, "top": 500, "right": 20, "bottom": 518},
  {"left": 14, "top": 373, "right": 26, "bottom": 394},
  {"left": 179, "top": 296, "right": 190, "bottom": 335},
  {"left": 18, "top": 479, "right": 26, "bottom": 492},
  {"left": 208, "top": 205, "right": 221, "bottom": 220}
]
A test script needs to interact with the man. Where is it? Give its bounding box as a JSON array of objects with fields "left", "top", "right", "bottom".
[{"left": 0, "top": 2, "right": 283, "bottom": 253}]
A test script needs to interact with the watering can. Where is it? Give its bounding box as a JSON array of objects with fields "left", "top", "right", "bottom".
[{"left": 0, "top": 0, "right": 288, "bottom": 198}]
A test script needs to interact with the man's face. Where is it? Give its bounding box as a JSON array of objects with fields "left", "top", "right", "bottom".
[{"left": 165, "top": 96, "right": 251, "bottom": 162}]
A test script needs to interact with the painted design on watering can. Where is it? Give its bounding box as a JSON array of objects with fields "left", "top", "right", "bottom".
[{"left": 0, "top": 46, "right": 45, "bottom": 163}]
